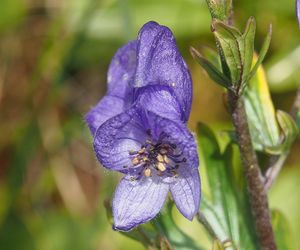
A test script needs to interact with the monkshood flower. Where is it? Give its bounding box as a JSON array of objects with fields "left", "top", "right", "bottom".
[{"left": 85, "top": 21, "right": 200, "bottom": 231}]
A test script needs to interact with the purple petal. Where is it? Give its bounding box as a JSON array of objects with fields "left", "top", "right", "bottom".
[
  {"left": 85, "top": 41, "right": 137, "bottom": 135},
  {"left": 170, "top": 166, "right": 201, "bottom": 220},
  {"left": 107, "top": 40, "right": 137, "bottom": 100},
  {"left": 112, "top": 176, "right": 169, "bottom": 231},
  {"left": 135, "top": 85, "right": 184, "bottom": 122},
  {"left": 147, "top": 111, "right": 199, "bottom": 169},
  {"left": 94, "top": 107, "right": 147, "bottom": 172},
  {"left": 134, "top": 21, "right": 193, "bottom": 122},
  {"left": 297, "top": 0, "right": 300, "bottom": 27},
  {"left": 85, "top": 95, "right": 124, "bottom": 136}
]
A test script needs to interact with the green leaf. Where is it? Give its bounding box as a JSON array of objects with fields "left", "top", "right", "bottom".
[
  {"left": 197, "top": 124, "right": 260, "bottom": 250},
  {"left": 244, "top": 62, "right": 281, "bottom": 153},
  {"left": 197, "top": 123, "right": 239, "bottom": 246},
  {"left": 296, "top": 108, "right": 300, "bottom": 131},
  {"left": 0, "top": 212, "right": 36, "bottom": 250},
  {"left": 205, "top": 0, "right": 232, "bottom": 21},
  {"left": 190, "top": 46, "right": 232, "bottom": 89},
  {"left": 154, "top": 202, "right": 204, "bottom": 250},
  {"left": 212, "top": 20, "right": 243, "bottom": 85},
  {"left": 276, "top": 110, "right": 299, "bottom": 151},
  {"left": 272, "top": 210, "right": 293, "bottom": 250},
  {"left": 212, "top": 239, "right": 224, "bottom": 250},
  {"left": 242, "top": 17, "right": 256, "bottom": 84},
  {"left": 245, "top": 24, "right": 272, "bottom": 84}
]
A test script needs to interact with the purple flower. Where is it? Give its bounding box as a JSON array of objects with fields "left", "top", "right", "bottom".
[{"left": 85, "top": 22, "right": 200, "bottom": 231}]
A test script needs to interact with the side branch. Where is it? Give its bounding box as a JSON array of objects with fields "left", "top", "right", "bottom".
[{"left": 228, "top": 91, "right": 277, "bottom": 250}]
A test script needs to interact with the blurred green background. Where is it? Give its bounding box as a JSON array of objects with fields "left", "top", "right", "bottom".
[{"left": 0, "top": 0, "right": 300, "bottom": 249}]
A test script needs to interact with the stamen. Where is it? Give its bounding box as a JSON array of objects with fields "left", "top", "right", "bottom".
[
  {"left": 163, "top": 155, "right": 170, "bottom": 164},
  {"left": 144, "top": 168, "right": 152, "bottom": 177},
  {"left": 138, "top": 148, "right": 145, "bottom": 154},
  {"left": 132, "top": 157, "right": 140, "bottom": 166},
  {"left": 156, "top": 162, "right": 166, "bottom": 172},
  {"left": 156, "top": 154, "right": 164, "bottom": 162}
]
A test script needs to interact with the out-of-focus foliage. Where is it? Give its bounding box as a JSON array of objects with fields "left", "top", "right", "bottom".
[
  {"left": 0, "top": 0, "right": 300, "bottom": 249},
  {"left": 197, "top": 124, "right": 259, "bottom": 250}
]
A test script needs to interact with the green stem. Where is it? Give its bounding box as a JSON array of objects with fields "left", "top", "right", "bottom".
[{"left": 228, "top": 91, "right": 277, "bottom": 250}]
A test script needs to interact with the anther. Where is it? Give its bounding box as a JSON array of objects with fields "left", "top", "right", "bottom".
[
  {"left": 132, "top": 157, "right": 140, "bottom": 166},
  {"left": 156, "top": 154, "right": 164, "bottom": 162},
  {"left": 171, "top": 170, "right": 178, "bottom": 177},
  {"left": 130, "top": 177, "right": 136, "bottom": 181},
  {"left": 156, "top": 162, "right": 166, "bottom": 172},
  {"left": 138, "top": 148, "right": 145, "bottom": 154},
  {"left": 144, "top": 168, "right": 152, "bottom": 177},
  {"left": 163, "top": 155, "right": 170, "bottom": 164}
]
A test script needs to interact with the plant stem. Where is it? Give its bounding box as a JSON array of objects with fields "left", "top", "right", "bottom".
[{"left": 228, "top": 91, "right": 277, "bottom": 250}]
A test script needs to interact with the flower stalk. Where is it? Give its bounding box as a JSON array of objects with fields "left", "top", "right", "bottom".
[{"left": 227, "top": 91, "right": 277, "bottom": 250}]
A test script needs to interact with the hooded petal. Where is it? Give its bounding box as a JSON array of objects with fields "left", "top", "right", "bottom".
[
  {"left": 170, "top": 166, "right": 201, "bottom": 220},
  {"left": 94, "top": 107, "right": 147, "bottom": 172},
  {"left": 85, "top": 41, "right": 137, "bottom": 135},
  {"left": 112, "top": 176, "right": 169, "bottom": 231},
  {"left": 134, "top": 21, "right": 193, "bottom": 122},
  {"left": 107, "top": 40, "right": 137, "bottom": 99},
  {"left": 135, "top": 85, "right": 184, "bottom": 122}
]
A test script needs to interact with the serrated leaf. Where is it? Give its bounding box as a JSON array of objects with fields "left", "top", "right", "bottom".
[
  {"left": 244, "top": 61, "right": 281, "bottom": 153},
  {"left": 190, "top": 46, "right": 232, "bottom": 89},
  {"left": 272, "top": 210, "right": 293, "bottom": 250}
]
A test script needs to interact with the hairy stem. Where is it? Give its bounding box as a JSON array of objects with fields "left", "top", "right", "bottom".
[{"left": 228, "top": 91, "right": 277, "bottom": 250}]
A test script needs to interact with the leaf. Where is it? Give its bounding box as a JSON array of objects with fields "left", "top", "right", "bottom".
[
  {"left": 212, "top": 20, "right": 243, "bottom": 85},
  {"left": 242, "top": 17, "right": 256, "bottom": 84},
  {"left": 154, "top": 202, "right": 204, "bottom": 250},
  {"left": 190, "top": 46, "right": 232, "bottom": 89},
  {"left": 272, "top": 210, "right": 293, "bottom": 250},
  {"left": 245, "top": 24, "right": 272, "bottom": 83},
  {"left": 0, "top": 212, "right": 36, "bottom": 250},
  {"left": 276, "top": 110, "right": 299, "bottom": 151},
  {"left": 197, "top": 123, "right": 240, "bottom": 246},
  {"left": 212, "top": 239, "right": 224, "bottom": 250},
  {"left": 205, "top": 0, "right": 232, "bottom": 21},
  {"left": 244, "top": 61, "right": 281, "bottom": 153},
  {"left": 197, "top": 124, "right": 259, "bottom": 250},
  {"left": 296, "top": 108, "right": 300, "bottom": 131}
]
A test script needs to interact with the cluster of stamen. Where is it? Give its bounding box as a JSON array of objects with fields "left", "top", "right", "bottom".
[{"left": 124, "top": 131, "right": 186, "bottom": 181}]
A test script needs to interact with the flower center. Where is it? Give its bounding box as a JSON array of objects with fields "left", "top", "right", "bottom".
[{"left": 125, "top": 130, "right": 186, "bottom": 181}]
